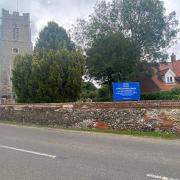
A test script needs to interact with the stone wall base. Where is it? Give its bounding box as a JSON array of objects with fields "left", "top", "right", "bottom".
[{"left": 0, "top": 101, "right": 180, "bottom": 134}]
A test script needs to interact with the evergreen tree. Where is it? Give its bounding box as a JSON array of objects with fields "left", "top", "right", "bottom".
[
  {"left": 12, "top": 55, "right": 33, "bottom": 102},
  {"left": 35, "top": 21, "right": 74, "bottom": 52},
  {"left": 12, "top": 22, "right": 84, "bottom": 103}
]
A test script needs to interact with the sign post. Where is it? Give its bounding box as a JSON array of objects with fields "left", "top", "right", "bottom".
[{"left": 113, "top": 82, "right": 140, "bottom": 101}]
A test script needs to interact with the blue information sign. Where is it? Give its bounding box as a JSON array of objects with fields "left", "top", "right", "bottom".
[{"left": 113, "top": 82, "right": 140, "bottom": 101}]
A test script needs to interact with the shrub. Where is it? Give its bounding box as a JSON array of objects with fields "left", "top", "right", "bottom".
[
  {"left": 169, "top": 87, "right": 180, "bottom": 95},
  {"left": 96, "top": 85, "right": 112, "bottom": 102},
  {"left": 141, "top": 90, "right": 180, "bottom": 100}
]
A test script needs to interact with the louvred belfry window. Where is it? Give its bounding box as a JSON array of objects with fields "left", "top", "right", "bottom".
[{"left": 13, "top": 24, "right": 19, "bottom": 40}]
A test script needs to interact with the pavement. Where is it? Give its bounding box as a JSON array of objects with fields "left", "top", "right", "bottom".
[{"left": 0, "top": 123, "right": 180, "bottom": 180}]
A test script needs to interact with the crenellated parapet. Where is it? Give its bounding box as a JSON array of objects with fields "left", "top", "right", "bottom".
[{"left": 1, "top": 8, "right": 30, "bottom": 21}]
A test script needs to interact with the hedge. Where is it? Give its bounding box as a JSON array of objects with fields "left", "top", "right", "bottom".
[{"left": 141, "top": 88, "right": 180, "bottom": 100}]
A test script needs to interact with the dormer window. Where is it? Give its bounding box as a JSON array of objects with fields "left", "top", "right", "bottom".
[
  {"left": 167, "top": 76, "right": 173, "bottom": 83},
  {"left": 160, "top": 68, "right": 176, "bottom": 84},
  {"left": 170, "top": 77, "right": 173, "bottom": 83}
]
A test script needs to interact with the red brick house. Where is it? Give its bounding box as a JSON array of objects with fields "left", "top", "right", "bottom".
[{"left": 141, "top": 53, "right": 180, "bottom": 93}]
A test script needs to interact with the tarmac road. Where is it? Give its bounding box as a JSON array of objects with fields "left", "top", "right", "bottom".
[{"left": 0, "top": 123, "right": 179, "bottom": 180}]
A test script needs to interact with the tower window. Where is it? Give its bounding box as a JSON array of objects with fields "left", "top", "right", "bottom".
[
  {"left": 12, "top": 48, "right": 19, "bottom": 54},
  {"left": 13, "top": 24, "right": 19, "bottom": 40}
]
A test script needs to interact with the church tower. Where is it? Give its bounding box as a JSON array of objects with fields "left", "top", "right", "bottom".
[{"left": 0, "top": 8, "right": 32, "bottom": 99}]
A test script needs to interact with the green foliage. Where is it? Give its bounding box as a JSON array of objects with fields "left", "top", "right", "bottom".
[
  {"left": 120, "top": 0, "right": 178, "bottom": 62},
  {"left": 141, "top": 89, "right": 180, "bottom": 100},
  {"left": 73, "top": 0, "right": 179, "bottom": 62},
  {"left": 80, "top": 81, "right": 98, "bottom": 101},
  {"left": 32, "top": 50, "right": 84, "bottom": 103},
  {"left": 35, "top": 21, "right": 75, "bottom": 53},
  {"left": 141, "top": 92, "right": 169, "bottom": 100},
  {"left": 67, "top": 128, "right": 177, "bottom": 139},
  {"left": 86, "top": 32, "right": 150, "bottom": 96},
  {"left": 12, "top": 55, "right": 33, "bottom": 102},
  {"left": 96, "top": 85, "right": 112, "bottom": 102},
  {"left": 86, "top": 33, "right": 138, "bottom": 82},
  {"left": 12, "top": 22, "right": 84, "bottom": 103},
  {"left": 170, "top": 87, "right": 180, "bottom": 95},
  {"left": 72, "top": 0, "right": 179, "bottom": 95}
]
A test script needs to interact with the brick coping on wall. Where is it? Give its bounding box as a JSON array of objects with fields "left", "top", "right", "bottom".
[{"left": 1, "top": 100, "right": 180, "bottom": 109}]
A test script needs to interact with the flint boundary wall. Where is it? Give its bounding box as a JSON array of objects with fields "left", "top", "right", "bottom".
[{"left": 0, "top": 101, "right": 180, "bottom": 134}]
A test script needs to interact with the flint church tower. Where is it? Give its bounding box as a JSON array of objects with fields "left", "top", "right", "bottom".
[{"left": 0, "top": 8, "right": 32, "bottom": 99}]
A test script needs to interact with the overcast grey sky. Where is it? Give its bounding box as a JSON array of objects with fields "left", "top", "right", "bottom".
[{"left": 1, "top": 0, "right": 180, "bottom": 59}]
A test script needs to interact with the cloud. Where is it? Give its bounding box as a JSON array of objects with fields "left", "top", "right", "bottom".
[
  {"left": 0, "top": 0, "right": 180, "bottom": 58},
  {"left": 163, "top": 0, "right": 180, "bottom": 57},
  {"left": 0, "top": 0, "right": 97, "bottom": 42},
  {"left": 29, "top": 0, "right": 97, "bottom": 42}
]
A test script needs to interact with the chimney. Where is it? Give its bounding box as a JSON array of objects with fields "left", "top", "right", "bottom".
[{"left": 171, "top": 53, "right": 176, "bottom": 63}]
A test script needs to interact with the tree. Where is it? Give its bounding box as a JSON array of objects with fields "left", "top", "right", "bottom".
[
  {"left": 12, "top": 22, "right": 84, "bottom": 103},
  {"left": 72, "top": 0, "right": 178, "bottom": 98},
  {"left": 35, "top": 21, "right": 75, "bottom": 53},
  {"left": 72, "top": 0, "right": 179, "bottom": 62},
  {"left": 30, "top": 50, "right": 84, "bottom": 103},
  {"left": 12, "top": 54, "right": 33, "bottom": 102},
  {"left": 80, "top": 81, "right": 98, "bottom": 101},
  {"left": 96, "top": 85, "right": 111, "bottom": 102},
  {"left": 86, "top": 32, "right": 150, "bottom": 96}
]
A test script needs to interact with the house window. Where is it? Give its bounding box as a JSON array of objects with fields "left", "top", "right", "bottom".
[
  {"left": 170, "top": 77, "right": 173, "bottom": 83},
  {"left": 167, "top": 77, "right": 173, "bottom": 83},
  {"left": 12, "top": 48, "right": 19, "bottom": 54}
]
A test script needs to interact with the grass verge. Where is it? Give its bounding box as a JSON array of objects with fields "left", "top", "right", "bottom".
[
  {"left": 0, "top": 120, "right": 178, "bottom": 139},
  {"left": 63, "top": 128, "right": 178, "bottom": 139}
]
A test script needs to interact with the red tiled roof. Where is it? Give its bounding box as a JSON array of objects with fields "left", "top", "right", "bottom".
[
  {"left": 141, "top": 59, "right": 180, "bottom": 92},
  {"left": 151, "top": 75, "right": 177, "bottom": 91},
  {"left": 159, "top": 68, "right": 169, "bottom": 76},
  {"left": 160, "top": 59, "right": 180, "bottom": 77},
  {"left": 147, "top": 59, "right": 180, "bottom": 91}
]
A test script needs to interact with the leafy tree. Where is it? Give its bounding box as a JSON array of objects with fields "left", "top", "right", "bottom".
[
  {"left": 72, "top": 0, "right": 178, "bottom": 98},
  {"left": 120, "top": 0, "right": 179, "bottom": 62},
  {"left": 86, "top": 32, "right": 149, "bottom": 96},
  {"left": 72, "top": 0, "right": 179, "bottom": 62}
]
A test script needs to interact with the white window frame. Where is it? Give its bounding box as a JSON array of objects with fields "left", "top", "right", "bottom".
[
  {"left": 166, "top": 76, "right": 173, "bottom": 84},
  {"left": 164, "top": 69, "right": 175, "bottom": 84},
  {"left": 170, "top": 77, "right": 173, "bottom": 83}
]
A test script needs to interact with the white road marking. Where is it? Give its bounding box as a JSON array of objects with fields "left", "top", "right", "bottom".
[
  {"left": 146, "top": 174, "right": 179, "bottom": 180},
  {"left": 0, "top": 144, "right": 56, "bottom": 159}
]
